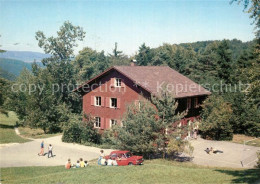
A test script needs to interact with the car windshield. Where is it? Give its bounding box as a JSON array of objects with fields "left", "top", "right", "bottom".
[{"left": 125, "top": 152, "right": 132, "bottom": 158}]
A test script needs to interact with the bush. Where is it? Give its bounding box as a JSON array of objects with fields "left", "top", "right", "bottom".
[
  {"left": 62, "top": 114, "right": 101, "bottom": 144},
  {"left": 167, "top": 138, "right": 194, "bottom": 159},
  {"left": 256, "top": 152, "right": 260, "bottom": 168}
]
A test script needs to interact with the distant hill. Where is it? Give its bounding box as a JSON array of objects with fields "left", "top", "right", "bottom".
[
  {"left": 0, "top": 58, "right": 39, "bottom": 80},
  {"left": 0, "top": 67, "right": 16, "bottom": 81},
  {"left": 0, "top": 51, "right": 50, "bottom": 63}
]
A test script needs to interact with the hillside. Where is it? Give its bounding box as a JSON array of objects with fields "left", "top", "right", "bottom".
[
  {"left": 0, "top": 51, "right": 50, "bottom": 63},
  {"left": 0, "top": 58, "right": 32, "bottom": 78}
]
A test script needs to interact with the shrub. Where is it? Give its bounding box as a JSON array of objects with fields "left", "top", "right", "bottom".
[
  {"left": 167, "top": 138, "right": 194, "bottom": 159},
  {"left": 62, "top": 114, "right": 101, "bottom": 144}
]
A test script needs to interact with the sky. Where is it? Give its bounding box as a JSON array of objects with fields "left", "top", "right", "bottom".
[{"left": 0, "top": 0, "right": 255, "bottom": 56}]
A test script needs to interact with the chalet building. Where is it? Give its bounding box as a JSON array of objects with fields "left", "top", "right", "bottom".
[{"left": 75, "top": 63, "right": 211, "bottom": 131}]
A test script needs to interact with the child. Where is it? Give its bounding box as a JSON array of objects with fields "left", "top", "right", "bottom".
[
  {"left": 84, "top": 160, "right": 88, "bottom": 167},
  {"left": 80, "top": 158, "right": 85, "bottom": 168},
  {"left": 98, "top": 150, "right": 104, "bottom": 165},
  {"left": 48, "top": 144, "right": 53, "bottom": 158},
  {"left": 38, "top": 140, "right": 44, "bottom": 156},
  {"left": 65, "top": 159, "right": 71, "bottom": 169},
  {"left": 76, "top": 160, "right": 80, "bottom": 168}
]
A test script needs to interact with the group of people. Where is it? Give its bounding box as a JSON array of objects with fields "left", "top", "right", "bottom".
[
  {"left": 205, "top": 147, "right": 224, "bottom": 154},
  {"left": 38, "top": 140, "right": 54, "bottom": 158},
  {"left": 98, "top": 150, "right": 118, "bottom": 166},
  {"left": 65, "top": 158, "right": 88, "bottom": 169}
]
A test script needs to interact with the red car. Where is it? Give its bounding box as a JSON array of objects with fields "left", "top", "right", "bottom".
[{"left": 104, "top": 150, "right": 144, "bottom": 166}]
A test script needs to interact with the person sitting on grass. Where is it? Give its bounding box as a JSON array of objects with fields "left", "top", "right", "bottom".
[
  {"left": 205, "top": 148, "right": 211, "bottom": 154},
  {"left": 80, "top": 158, "right": 85, "bottom": 168},
  {"left": 107, "top": 158, "right": 113, "bottom": 166},
  {"left": 76, "top": 160, "right": 80, "bottom": 168},
  {"left": 84, "top": 160, "right": 88, "bottom": 167},
  {"left": 212, "top": 147, "right": 224, "bottom": 154},
  {"left": 65, "top": 159, "right": 71, "bottom": 169}
]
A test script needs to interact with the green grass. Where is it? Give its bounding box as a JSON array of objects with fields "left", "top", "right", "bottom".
[
  {"left": 18, "top": 127, "right": 62, "bottom": 139},
  {"left": 1, "top": 159, "right": 259, "bottom": 184},
  {"left": 0, "top": 112, "right": 29, "bottom": 144}
]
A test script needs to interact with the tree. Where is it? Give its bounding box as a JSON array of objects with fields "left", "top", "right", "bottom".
[
  {"left": 35, "top": 21, "right": 85, "bottom": 111},
  {"left": 151, "top": 86, "right": 186, "bottom": 157},
  {"left": 115, "top": 99, "right": 160, "bottom": 157},
  {"left": 200, "top": 95, "right": 233, "bottom": 140},
  {"left": 109, "top": 42, "right": 123, "bottom": 58},
  {"left": 136, "top": 43, "right": 154, "bottom": 66},
  {"left": 215, "top": 40, "right": 233, "bottom": 84},
  {"left": 233, "top": 0, "right": 260, "bottom": 38},
  {"left": 73, "top": 47, "right": 109, "bottom": 83},
  {"left": 0, "top": 78, "right": 10, "bottom": 115}
]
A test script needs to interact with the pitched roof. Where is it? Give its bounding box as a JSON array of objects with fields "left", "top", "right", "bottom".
[
  {"left": 75, "top": 66, "right": 211, "bottom": 98},
  {"left": 114, "top": 66, "right": 211, "bottom": 98}
]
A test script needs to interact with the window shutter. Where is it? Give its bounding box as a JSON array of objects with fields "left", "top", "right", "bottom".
[
  {"left": 91, "top": 96, "right": 94, "bottom": 106},
  {"left": 106, "top": 97, "right": 110, "bottom": 108},
  {"left": 101, "top": 117, "right": 105, "bottom": 129},
  {"left": 101, "top": 96, "right": 104, "bottom": 107},
  {"left": 117, "top": 98, "right": 121, "bottom": 109}
]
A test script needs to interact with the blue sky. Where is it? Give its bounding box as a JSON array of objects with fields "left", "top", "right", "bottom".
[{"left": 0, "top": 0, "right": 255, "bottom": 56}]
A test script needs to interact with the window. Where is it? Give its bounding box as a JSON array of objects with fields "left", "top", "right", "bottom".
[
  {"left": 95, "top": 96, "right": 101, "bottom": 106},
  {"left": 94, "top": 117, "right": 101, "bottom": 128},
  {"left": 187, "top": 98, "right": 191, "bottom": 109},
  {"left": 110, "top": 98, "right": 117, "bottom": 108},
  {"left": 110, "top": 119, "right": 117, "bottom": 127},
  {"left": 115, "top": 78, "right": 121, "bottom": 87}
]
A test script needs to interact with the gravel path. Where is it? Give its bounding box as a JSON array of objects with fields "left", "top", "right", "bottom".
[
  {"left": 0, "top": 135, "right": 113, "bottom": 168},
  {"left": 190, "top": 137, "right": 260, "bottom": 168}
]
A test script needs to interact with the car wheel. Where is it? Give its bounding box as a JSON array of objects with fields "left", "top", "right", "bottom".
[{"left": 128, "top": 162, "right": 133, "bottom": 165}]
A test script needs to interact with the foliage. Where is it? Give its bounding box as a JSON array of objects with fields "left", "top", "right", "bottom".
[
  {"left": 62, "top": 113, "right": 101, "bottom": 144},
  {"left": 200, "top": 96, "right": 233, "bottom": 140},
  {"left": 115, "top": 100, "right": 160, "bottom": 157},
  {"left": 256, "top": 152, "right": 260, "bottom": 168},
  {"left": 166, "top": 138, "right": 194, "bottom": 158}
]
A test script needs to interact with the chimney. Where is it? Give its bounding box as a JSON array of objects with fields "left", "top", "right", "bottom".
[{"left": 130, "top": 59, "right": 137, "bottom": 66}]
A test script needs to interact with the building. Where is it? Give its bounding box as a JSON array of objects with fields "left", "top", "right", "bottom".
[{"left": 75, "top": 63, "right": 211, "bottom": 130}]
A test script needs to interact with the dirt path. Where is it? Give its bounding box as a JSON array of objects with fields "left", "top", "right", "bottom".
[
  {"left": 0, "top": 135, "right": 113, "bottom": 168},
  {"left": 190, "top": 137, "right": 260, "bottom": 168}
]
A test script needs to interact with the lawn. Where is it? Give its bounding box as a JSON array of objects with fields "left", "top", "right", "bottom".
[
  {"left": 1, "top": 159, "right": 259, "bottom": 184},
  {"left": 232, "top": 134, "right": 260, "bottom": 147},
  {"left": 18, "top": 127, "right": 62, "bottom": 139},
  {"left": 0, "top": 112, "right": 29, "bottom": 144}
]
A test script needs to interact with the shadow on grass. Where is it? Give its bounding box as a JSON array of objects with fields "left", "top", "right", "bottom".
[
  {"left": 0, "top": 124, "right": 14, "bottom": 129},
  {"left": 215, "top": 169, "right": 260, "bottom": 184}
]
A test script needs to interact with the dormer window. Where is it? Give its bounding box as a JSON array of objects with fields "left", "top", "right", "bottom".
[{"left": 115, "top": 78, "right": 121, "bottom": 87}]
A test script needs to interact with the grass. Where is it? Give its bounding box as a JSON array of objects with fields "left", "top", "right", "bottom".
[
  {"left": 0, "top": 112, "right": 29, "bottom": 144},
  {"left": 232, "top": 134, "right": 260, "bottom": 147},
  {"left": 18, "top": 127, "right": 62, "bottom": 139},
  {"left": 1, "top": 159, "right": 259, "bottom": 184}
]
